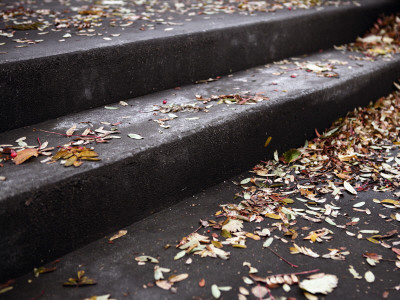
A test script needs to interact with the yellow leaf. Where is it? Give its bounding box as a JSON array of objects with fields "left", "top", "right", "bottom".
[
  {"left": 264, "top": 136, "right": 272, "bottom": 148},
  {"left": 211, "top": 240, "right": 223, "bottom": 248},
  {"left": 245, "top": 233, "right": 260, "bottom": 240},
  {"left": 13, "top": 149, "right": 39, "bottom": 165},
  {"left": 265, "top": 213, "right": 281, "bottom": 220},
  {"left": 233, "top": 244, "right": 247, "bottom": 248},
  {"left": 381, "top": 199, "right": 400, "bottom": 205},
  {"left": 367, "top": 237, "right": 379, "bottom": 244},
  {"left": 281, "top": 198, "right": 294, "bottom": 204},
  {"left": 64, "top": 155, "right": 77, "bottom": 167}
]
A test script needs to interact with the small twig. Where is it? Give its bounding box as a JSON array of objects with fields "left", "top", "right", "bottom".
[
  {"left": 37, "top": 137, "right": 42, "bottom": 149},
  {"left": 34, "top": 128, "right": 101, "bottom": 139},
  {"left": 267, "top": 247, "right": 299, "bottom": 268}
]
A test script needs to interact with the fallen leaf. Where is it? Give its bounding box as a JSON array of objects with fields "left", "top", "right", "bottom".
[
  {"left": 34, "top": 266, "right": 57, "bottom": 277},
  {"left": 13, "top": 149, "right": 39, "bottom": 165},
  {"left": 63, "top": 270, "right": 97, "bottom": 287},
  {"left": 211, "top": 284, "right": 221, "bottom": 299},
  {"left": 348, "top": 265, "right": 362, "bottom": 279},
  {"left": 155, "top": 280, "right": 172, "bottom": 290},
  {"left": 251, "top": 285, "right": 268, "bottom": 298},
  {"left": 135, "top": 256, "right": 159, "bottom": 264},
  {"left": 263, "top": 237, "right": 274, "bottom": 248},
  {"left": 344, "top": 181, "right": 357, "bottom": 195},
  {"left": 168, "top": 273, "right": 188, "bottom": 283},
  {"left": 299, "top": 273, "right": 338, "bottom": 294},
  {"left": 221, "top": 219, "right": 243, "bottom": 233},
  {"left": 365, "top": 270, "right": 375, "bottom": 283},
  {"left": 128, "top": 133, "right": 144, "bottom": 139},
  {"left": 108, "top": 230, "right": 127, "bottom": 243},
  {"left": 282, "top": 148, "right": 301, "bottom": 163},
  {"left": 66, "top": 124, "right": 77, "bottom": 136}
]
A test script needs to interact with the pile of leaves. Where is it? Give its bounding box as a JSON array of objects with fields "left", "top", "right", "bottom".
[
  {"left": 346, "top": 14, "right": 400, "bottom": 57},
  {"left": 169, "top": 89, "right": 400, "bottom": 298}
]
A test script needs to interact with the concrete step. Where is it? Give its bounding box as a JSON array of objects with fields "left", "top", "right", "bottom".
[
  {"left": 1, "top": 0, "right": 399, "bottom": 132},
  {"left": 1, "top": 41, "right": 400, "bottom": 281},
  {"left": 2, "top": 144, "right": 400, "bottom": 299}
]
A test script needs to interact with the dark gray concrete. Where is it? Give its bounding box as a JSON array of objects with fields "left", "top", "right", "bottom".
[
  {"left": 1, "top": 47, "right": 400, "bottom": 280},
  {"left": 1, "top": 0, "right": 399, "bottom": 132},
  {"left": 1, "top": 168, "right": 399, "bottom": 299}
]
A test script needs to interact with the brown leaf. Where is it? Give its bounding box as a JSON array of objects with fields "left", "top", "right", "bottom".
[{"left": 13, "top": 149, "right": 39, "bottom": 165}]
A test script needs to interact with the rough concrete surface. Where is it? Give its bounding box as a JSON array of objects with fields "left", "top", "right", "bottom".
[
  {"left": 1, "top": 169, "right": 399, "bottom": 300},
  {"left": 1, "top": 0, "right": 399, "bottom": 132},
  {"left": 1, "top": 47, "right": 400, "bottom": 280}
]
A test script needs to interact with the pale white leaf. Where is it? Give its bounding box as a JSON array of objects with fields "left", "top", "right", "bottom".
[
  {"left": 211, "top": 284, "right": 221, "bottom": 299},
  {"left": 239, "top": 286, "right": 249, "bottom": 295},
  {"left": 242, "top": 276, "right": 254, "bottom": 285},
  {"left": 299, "top": 273, "right": 338, "bottom": 294},
  {"left": 240, "top": 178, "right": 251, "bottom": 185},
  {"left": 128, "top": 133, "right": 144, "bottom": 140},
  {"left": 353, "top": 202, "right": 365, "bottom": 208},
  {"left": 222, "top": 219, "right": 243, "bottom": 233},
  {"left": 344, "top": 181, "right": 357, "bottom": 195},
  {"left": 174, "top": 250, "right": 186, "bottom": 260},
  {"left": 155, "top": 280, "right": 172, "bottom": 290},
  {"left": 365, "top": 270, "right": 375, "bottom": 283},
  {"left": 283, "top": 283, "right": 291, "bottom": 292},
  {"left": 263, "top": 237, "right": 274, "bottom": 248},
  {"left": 348, "top": 265, "right": 362, "bottom": 279},
  {"left": 135, "top": 255, "right": 159, "bottom": 264}
]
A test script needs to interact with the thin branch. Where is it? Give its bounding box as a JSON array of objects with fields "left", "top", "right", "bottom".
[{"left": 267, "top": 247, "right": 299, "bottom": 268}]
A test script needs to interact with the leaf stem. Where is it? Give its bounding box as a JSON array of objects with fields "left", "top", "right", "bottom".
[{"left": 267, "top": 247, "right": 299, "bottom": 268}]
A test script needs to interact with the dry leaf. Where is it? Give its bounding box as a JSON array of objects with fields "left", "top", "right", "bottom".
[
  {"left": 155, "top": 280, "right": 172, "bottom": 290},
  {"left": 168, "top": 273, "right": 188, "bottom": 283},
  {"left": 299, "top": 273, "right": 338, "bottom": 294},
  {"left": 289, "top": 243, "right": 320, "bottom": 258},
  {"left": 344, "top": 181, "right": 357, "bottom": 195},
  {"left": 221, "top": 219, "right": 243, "bottom": 233},
  {"left": 108, "top": 230, "right": 127, "bottom": 243},
  {"left": 13, "top": 148, "right": 39, "bottom": 165},
  {"left": 365, "top": 270, "right": 375, "bottom": 283},
  {"left": 251, "top": 285, "right": 268, "bottom": 298},
  {"left": 63, "top": 270, "right": 97, "bottom": 287},
  {"left": 66, "top": 124, "right": 77, "bottom": 136}
]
